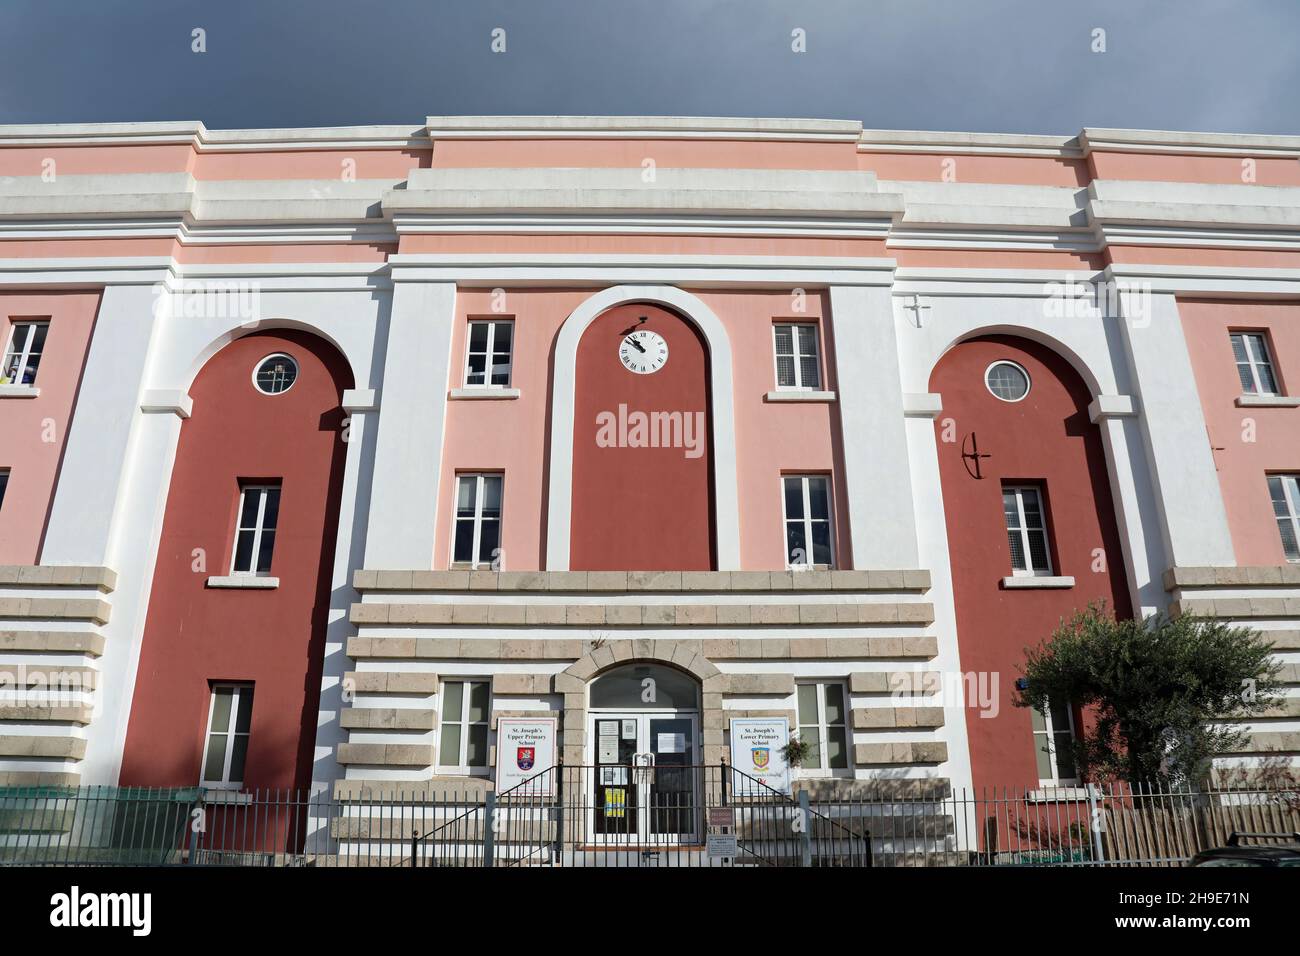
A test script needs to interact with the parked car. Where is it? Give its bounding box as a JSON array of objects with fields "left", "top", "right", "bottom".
[{"left": 1190, "top": 832, "right": 1300, "bottom": 867}]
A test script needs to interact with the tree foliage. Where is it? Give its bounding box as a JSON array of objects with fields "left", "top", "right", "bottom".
[{"left": 1015, "top": 604, "right": 1280, "bottom": 785}]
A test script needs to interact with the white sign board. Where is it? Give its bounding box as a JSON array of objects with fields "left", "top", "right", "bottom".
[
  {"left": 495, "top": 718, "right": 557, "bottom": 795},
  {"left": 729, "top": 717, "right": 790, "bottom": 794},
  {"left": 707, "top": 833, "right": 738, "bottom": 859}
]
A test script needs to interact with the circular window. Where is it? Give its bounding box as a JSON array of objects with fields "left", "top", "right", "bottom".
[
  {"left": 253, "top": 353, "right": 298, "bottom": 395},
  {"left": 985, "top": 360, "right": 1030, "bottom": 402}
]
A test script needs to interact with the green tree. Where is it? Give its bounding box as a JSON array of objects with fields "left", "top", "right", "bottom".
[{"left": 1015, "top": 604, "right": 1280, "bottom": 785}]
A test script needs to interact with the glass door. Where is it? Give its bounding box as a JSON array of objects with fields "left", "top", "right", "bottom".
[{"left": 588, "top": 713, "right": 700, "bottom": 845}]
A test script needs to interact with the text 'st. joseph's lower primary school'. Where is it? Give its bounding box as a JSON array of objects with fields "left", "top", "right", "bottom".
[{"left": 1, "top": 115, "right": 1298, "bottom": 865}]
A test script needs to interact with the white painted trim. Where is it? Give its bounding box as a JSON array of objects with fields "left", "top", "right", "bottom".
[
  {"left": 1236, "top": 395, "right": 1300, "bottom": 408},
  {"left": 1081, "top": 127, "right": 1300, "bottom": 158},
  {"left": 545, "top": 285, "right": 740, "bottom": 571},
  {"left": 340, "top": 388, "right": 379, "bottom": 413},
  {"left": 902, "top": 393, "right": 943, "bottom": 418},
  {"left": 201, "top": 790, "right": 255, "bottom": 804},
  {"left": 763, "top": 390, "right": 836, "bottom": 403},
  {"left": 859, "top": 128, "right": 1082, "bottom": 158},
  {"left": 139, "top": 389, "right": 193, "bottom": 418},
  {"left": 206, "top": 575, "right": 280, "bottom": 589},
  {"left": 0, "top": 384, "right": 39, "bottom": 398},
  {"left": 449, "top": 387, "right": 521, "bottom": 400},
  {"left": 1001, "top": 575, "right": 1076, "bottom": 589},
  {"left": 1087, "top": 394, "right": 1138, "bottom": 423},
  {"left": 424, "top": 115, "right": 863, "bottom": 141}
]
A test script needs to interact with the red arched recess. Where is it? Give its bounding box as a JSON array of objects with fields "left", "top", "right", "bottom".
[
  {"left": 120, "top": 330, "right": 352, "bottom": 792},
  {"left": 930, "top": 335, "right": 1131, "bottom": 792},
  {"left": 570, "top": 303, "right": 714, "bottom": 570}
]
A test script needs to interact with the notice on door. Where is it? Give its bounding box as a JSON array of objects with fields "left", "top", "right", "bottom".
[
  {"left": 656, "top": 732, "right": 686, "bottom": 754},
  {"left": 495, "top": 718, "right": 557, "bottom": 796},
  {"left": 729, "top": 717, "right": 790, "bottom": 794}
]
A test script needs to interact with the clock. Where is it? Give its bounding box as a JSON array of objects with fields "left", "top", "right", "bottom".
[{"left": 619, "top": 329, "right": 668, "bottom": 374}]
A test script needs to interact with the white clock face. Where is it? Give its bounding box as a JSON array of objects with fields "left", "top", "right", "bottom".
[{"left": 619, "top": 330, "right": 669, "bottom": 374}]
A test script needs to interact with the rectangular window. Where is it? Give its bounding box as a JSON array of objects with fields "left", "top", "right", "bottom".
[
  {"left": 797, "top": 681, "right": 849, "bottom": 772},
  {"left": 1268, "top": 474, "right": 1300, "bottom": 561},
  {"left": 465, "top": 319, "right": 514, "bottom": 387},
  {"left": 0, "top": 470, "right": 8, "bottom": 513},
  {"left": 1002, "top": 485, "right": 1053, "bottom": 576},
  {"left": 1031, "top": 697, "right": 1078, "bottom": 786},
  {"left": 453, "top": 473, "right": 502, "bottom": 568},
  {"left": 438, "top": 679, "right": 490, "bottom": 771},
  {"left": 231, "top": 483, "right": 281, "bottom": 575},
  {"left": 202, "top": 683, "right": 254, "bottom": 788},
  {"left": 773, "top": 322, "right": 821, "bottom": 390},
  {"left": 1, "top": 320, "right": 49, "bottom": 386},
  {"left": 1230, "top": 331, "right": 1278, "bottom": 396},
  {"left": 782, "top": 475, "right": 834, "bottom": 568}
]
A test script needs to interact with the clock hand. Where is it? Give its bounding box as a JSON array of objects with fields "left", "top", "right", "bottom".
[{"left": 625, "top": 336, "right": 646, "bottom": 354}]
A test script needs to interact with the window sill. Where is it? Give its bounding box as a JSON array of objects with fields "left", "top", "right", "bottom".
[
  {"left": 449, "top": 387, "right": 520, "bottom": 401},
  {"left": 200, "top": 789, "right": 254, "bottom": 804},
  {"left": 0, "top": 384, "right": 40, "bottom": 398},
  {"left": 1027, "top": 785, "right": 1090, "bottom": 803},
  {"left": 206, "top": 575, "right": 280, "bottom": 589},
  {"left": 764, "top": 390, "right": 836, "bottom": 403},
  {"left": 1001, "top": 575, "right": 1075, "bottom": 589},
  {"left": 1235, "top": 395, "right": 1300, "bottom": 408}
]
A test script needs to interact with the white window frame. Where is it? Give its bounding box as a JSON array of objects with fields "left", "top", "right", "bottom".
[
  {"left": 452, "top": 472, "right": 503, "bottom": 569},
  {"left": 230, "top": 483, "right": 281, "bottom": 576},
  {"left": 1033, "top": 698, "right": 1079, "bottom": 787},
  {"left": 437, "top": 678, "right": 492, "bottom": 774},
  {"left": 984, "top": 360, "right": 1032, "bottom": 403},
  {"left": 772, "top": 321, "right": 822, "bottom": 391},
  {"left": 1003, "top": 485, "right": 1053, "bottom": 577},
  {"left": 795, "top": 680, "right": 850, "bottom": 776},
  {"left": 464, "top": 319, "right": 514, "bottom": 388},
  {"left": 1231, "top": 331, "right": 1278, "bottom": 396},
  {"left": 781, "top": 475, "right": 835, "bottom": 570},
  {"left": 1, "top": 320, "right": 49, "bottom": 386},
  {"left": 252, "top": 353, "right": 298, "bottom": 396},
  {"left": 1268, "top": 474, "right": 1300, "bottom": 561},
  {"left": 200, "top": 683, "right": 254, "bottom": 790}
]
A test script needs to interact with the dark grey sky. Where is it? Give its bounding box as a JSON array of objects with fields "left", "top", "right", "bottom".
[{"left": 1, "top": 0, "right": 1296, "bottom": 135}]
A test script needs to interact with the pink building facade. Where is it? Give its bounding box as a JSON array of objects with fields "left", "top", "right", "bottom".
[{"left": 0, "top": 117, "right": 1297, "bottom": 853}]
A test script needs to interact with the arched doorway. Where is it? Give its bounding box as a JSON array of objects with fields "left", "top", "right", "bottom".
[
  {"left": 930, "top": 334, "right": 1131, "bottom": 793},
  {"left": 586, "top": 662, "right": 701, "bottom": 844},
  {"left": 569, "top": 303, "right": 714, "bottom": 570}
]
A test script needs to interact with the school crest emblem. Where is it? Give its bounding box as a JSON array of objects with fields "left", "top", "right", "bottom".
[
  {"left": 752, "top": 746, "right": 770, "bottom": 770},
  {"left": 517, "top": 746, "right": 535, "bottom": 771}
]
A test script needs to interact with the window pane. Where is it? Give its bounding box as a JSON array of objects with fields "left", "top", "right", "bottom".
[
  {"left": 492, "top": 322, "right": 512, "bottom": 350},
  {"left": 233, "top": 530, "right": 256, "bottom": 573},
  {"left": 796, "top": 324, "right": 817, "bottom": 354},
  {"left": 1278, "top": 518, "right": 1300, "bottom": 560},
  {"left": 466, "top": 724, "right": 488, "bottom": 767},
  {"left": 810, "top": 521, "right": 832, "bottom": 566},
  {"left": 786, "top": 522, "right": 807, "bottom": 566},
  {"left": 1269, "top": 476, "right": 1288, "bottom": 515},
  {"left": 467, "top": 681, "right": 489, "bottom": 722},
  {"left": 453, "top": 520, "right": 476, "bottom": 563},
  {"left": 1257, "top": 361, "right": 1278, "bottom": 395},
  {"left": 456, "top": 477, "right": 477, "bottom": 516},
  {"left": 1020, "top": 490, "right": 1043, "bottom": 529},
  {"left": 1230, "top": 333, "right": 1248, "bottom": 363},
  {"left": 774, "top": 325, "right": 793, "bottom": 355},
  {"left": 783, "top": 478, "right": 804, "bottom": 519},
  {"left": 823, "top": 684, "right": 845, "bottom": 725},
  {"left": 28, "top": 322, "right": 47, "bottom": 353},
  {"left": 239, "top": 490, "right": 262, "bottom": 528},
  {"left": 203, "top": 735, "right": 228, "bottom": 782},
  {"left": 441, "top": 682, "right": 464, "bottom": 719},
  {"left": 1237, "top": 363, "right": 1257, "bottom": 393},
  {"left": 1034, "top": 736, "right": 1054, "bottom": 780},
  {"left": 797, "top": 684, "right": 818, "bottom": 723},
  {"left": 800, "top": 727, "right": 822, "bottom": 769},
  {"left": 1029, "top": 706, "right": 1047, "bottom": 733},
  {"left": 481, "top": 476, "right": 502, "bottom": 517},
  {"left": 1002, "top": 492, "right": 1020, "bottom": 529},
  {"left": 826, "top": 726, "right": 848, "bottom": 769},
  {"left": 466, "top": 354, "right": 486, "bottom": 385},
  {"left": 1027, "top": 529, "right": 1050, "bottom": 572},
  {"left": 775, "top": 355, "right": 796, "bottom": 387},
  {"left": 1007, "top": 531, "right": 1027, "bottom": 571},
  {"left": 476, "top": 520, "right": 500, "bottom": 564},
  {"left": 261, "top": 488, "right": 280, "bottom": 531},
  {"left": 1053, "top": 733, "right": 1076, "bottom": 779},
  {"left": 799, "top": 355, "right": 820, "bottom": 389},
  {"left": 439, "top": 723, "right": 462, "bottom": 765},
  {"left": 468, "top": 323, "right": 489, "bottom": 351},
  {"left": 210, "top": 688, "right": 233, "bottom": 732},
  {"left": 255, "top": 530, "right": 275, "bottom": 573},
  {"left": 234, "top": 689, "right": 254, "bottom": 733},
  {"left": 807, "top": 479, "right": 829, "bottom": 520},
  {"left": 228, "top": 735, "right": 249, "bottom": 782}
]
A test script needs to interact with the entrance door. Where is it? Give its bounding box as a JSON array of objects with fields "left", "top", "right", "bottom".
[{"left": 588, "top": 712, "right": 700, "bottom": 845}]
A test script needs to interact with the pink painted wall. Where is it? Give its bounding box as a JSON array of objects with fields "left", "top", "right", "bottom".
[
  {"left": 435, "top": 288, "right": 849, "bottom": 571},
  {"left": 0, "top": 292, "right": 101, "bottom": 564},
  {"left": 1089, "top": 151, "right": 1300, "bottom": 186},
  {"left": 1178, "top": 299, "right": 1300, "bottom": 565}
]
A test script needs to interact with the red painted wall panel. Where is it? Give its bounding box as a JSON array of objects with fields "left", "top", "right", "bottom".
[
  {"left": 570, "top": 304, "right": 713, "bottom": 570},
  {"left": 930, "top": 336, "right": 1131, "bottom": 792},
  {"left": 120, "top": 330, "right": 351, "bottom": 793}
]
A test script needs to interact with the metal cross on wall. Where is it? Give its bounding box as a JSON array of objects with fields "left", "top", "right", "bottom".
[
  {"left": 903, "top": 294, "right": 932, "bottom": 328},
  {"left": 961, "top": 432, "right": 992, "bottom": 480}
]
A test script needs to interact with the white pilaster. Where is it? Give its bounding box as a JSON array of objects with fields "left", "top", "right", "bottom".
[
  {"left": 828, "top": 286, "right": 920, "bottom": 568},
  {"left": 362, "top": 280, "right": 457, "bottom": 569},
  {"left": 1117, "top": 291, "right": 1235, "bottom": 568}
]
